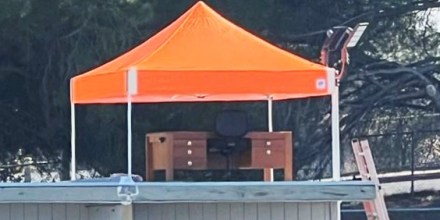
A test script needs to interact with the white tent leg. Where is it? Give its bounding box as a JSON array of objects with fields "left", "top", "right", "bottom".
[
  {"left": 127, "top": 67, "right": 138, "bottom": 179},
  {"left": 70, "top": 102, "right": 76, "bottom": 180},
  {"left": 268, "top": 96, "right": 273, "bottom": 132},
  {"left": 331, "top": 79, "right": 341, "bottom": 220},
  {"left": 127, "top": 97, "right": 133, "bottom": 178},
  {"left": 331, "top": 84, "right": 341, "bottom": 181},
  {"left": 267, "top": 96, "right": 274, "bottom": 182}
]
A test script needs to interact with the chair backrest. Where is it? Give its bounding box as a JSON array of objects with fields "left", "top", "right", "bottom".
[{"left": 215, "top": 110, "right": 248, "bottom": 138}]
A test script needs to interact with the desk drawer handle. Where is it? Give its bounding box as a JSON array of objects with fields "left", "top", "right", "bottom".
[
  {"left": 187, "top": 161, "right": 193, "bottom": 166},
  {"left": 266, "top": 149, "right": 272, "bottom": 155},
  {"left": 187, "top": 141, "right": 192, "bottom": 146},
  {"left": 266, "top": 141, "right": 271, "bottom": 146},
  {"left": 187, "top": 149, "right": 192, "bottom": 155}
]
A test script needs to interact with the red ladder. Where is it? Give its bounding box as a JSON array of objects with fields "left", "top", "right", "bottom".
[{"left": 351, "top": 138, "right": 390, "bottom": 220}]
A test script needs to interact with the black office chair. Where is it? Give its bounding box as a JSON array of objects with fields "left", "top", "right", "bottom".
[{"left": 207, "top": 110, "right": 251, "bottom": 170}]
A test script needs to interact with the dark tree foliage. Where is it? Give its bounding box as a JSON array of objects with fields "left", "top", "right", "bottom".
[{"left": 0, "top": 0, "right": 439, "bottom": 181}]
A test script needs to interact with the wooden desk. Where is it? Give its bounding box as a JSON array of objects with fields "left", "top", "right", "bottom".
[{"left": 145, "top": 131, "right": 293, "bottom": 181}]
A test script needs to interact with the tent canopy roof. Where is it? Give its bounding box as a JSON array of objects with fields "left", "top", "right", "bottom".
[{"left": 71, "top": 1, "right": 333, "bottom": 104}]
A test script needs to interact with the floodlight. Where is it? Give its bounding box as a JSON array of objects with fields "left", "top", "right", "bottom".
[
  {"left": 320, "top": 22, "right": 369, "bottom": 79},
  {"left": 346, "top": 22, "right": 369, "bottom": 48}
]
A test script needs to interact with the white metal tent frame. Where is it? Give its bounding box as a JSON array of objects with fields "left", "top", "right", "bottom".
[{"left": 69, "top": 67, "right": 340, "bottom": 182}]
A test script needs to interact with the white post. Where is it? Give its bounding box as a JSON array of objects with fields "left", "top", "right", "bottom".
[
  {"left": 127, "top": 95, "right": 133, "bottom": 178},
  {"left": 70, "top": 101, "right": 76, "bottom": 180},
  {"left": 331, "top": 83, "right": 341, "bottom": 181},
  {"left": 267, "top": 96, "right": 274, "bottom": 182},
  {"left": 268, "top": 96, "right": 273, "bottom": 132},
  {"left": 330, "top": 69, "right": 341, "bottom": 220},
  {"left": 127, "top": 67, "right": 138, "bottom": 178}
]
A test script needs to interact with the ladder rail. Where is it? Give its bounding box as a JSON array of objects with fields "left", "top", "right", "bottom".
[
  {"left": 359, "top": 139, "right": 389, "bottom": 220},
  {"left": 351, "top": 138, "right": 390, "bottom": 220},
  {"left": 352, "top": 139, "right": 377, "bottom": 220}
]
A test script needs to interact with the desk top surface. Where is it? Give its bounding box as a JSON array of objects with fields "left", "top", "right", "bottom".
[{"left": 147, "top": 131, "right": 292, "bottom": 140}]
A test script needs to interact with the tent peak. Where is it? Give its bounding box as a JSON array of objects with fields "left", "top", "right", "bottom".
[
  {"left": 187, "top": 1, "right": 217, "bottom": 18},
  {"left": 193, "top": 1, "right": 209, "bottom": 8}
]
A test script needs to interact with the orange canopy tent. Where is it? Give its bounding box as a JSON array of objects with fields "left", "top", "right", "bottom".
[
  {"left": 69, "top": 1, "right": 338, "bottom": 180},
  {"left": 71, "top": 1, "right": 334, "bottom": 104}
]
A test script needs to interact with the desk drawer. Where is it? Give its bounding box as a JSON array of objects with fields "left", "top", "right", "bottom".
[
  {"left": 252, "top": 139, "right": 284, "bottom": 148},
  {"left": 173, "top": 140, "right": 206, "bottom": 158},
  {"left": 174, "top": 145, "right": 206, "bottom": 158},
  {"left": 251, "top": 140, "right": 285, "bottom": 168},
  {"left": 174, "top": 140, "right": 206, "bottom": 148},
  {"left": 174, "top": 157, "right": 207, "bottom": 169}
]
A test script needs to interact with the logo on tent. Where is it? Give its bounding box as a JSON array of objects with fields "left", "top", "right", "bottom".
[{"left": 316, "top": 79, "right": 326, "bottom": 90}]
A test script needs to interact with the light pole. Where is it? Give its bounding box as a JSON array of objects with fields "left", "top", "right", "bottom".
[
  {"left": 320, "top": 22, "right": 369, "bottom": 220},
  {"left": 321, "top": 22, "right": 369, "bottom": 181}
]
